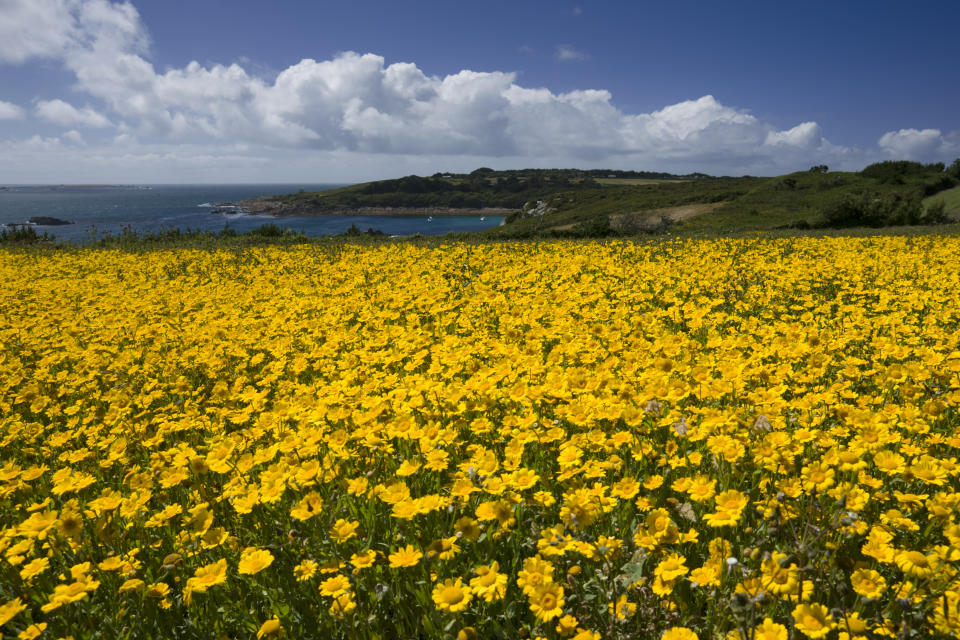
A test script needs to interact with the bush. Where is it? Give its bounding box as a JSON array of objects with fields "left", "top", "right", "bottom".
[
  {"left": 949, "top": 158, "right": 960, "bottom": 179},
  {"left": 860, "top": 160, "right": 938, "bottom": 183},
  {"left": 247, "top": 223, "right": 286, "bottom": 237},
  {"left": 819, "top": 191, "right": 943, "bottom": 228},
  {"left": 0, "top": 225, "right": 53, "bottom": 243}
]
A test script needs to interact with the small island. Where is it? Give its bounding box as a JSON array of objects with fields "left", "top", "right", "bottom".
[{"left": 28, "top": 216, "right": 73, "bottom": 226}]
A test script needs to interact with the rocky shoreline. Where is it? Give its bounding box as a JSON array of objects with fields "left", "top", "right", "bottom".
[{"left": 224, "top": 197, "right": 515, "bottom": 218}]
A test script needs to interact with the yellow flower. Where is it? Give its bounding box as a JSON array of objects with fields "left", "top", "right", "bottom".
[
  {"left": 319, "top": 574, "right": 351, "bottom": 597},
  {"left": 329, "top": 592, "right": 356, "bottom": 618},
  {"left": 850, "top": 567, "right": 886, "bottom": 598},
  {"left": 643, "top": 475, "right": 664, "bottom": 490},
  {"left": 432, "top": 578, "right": 473, "bottom": 613},
  {"left": 0, "top": 597, "right": 27, "bottom": 626},
  {"left": 517, "top": 556, "right": 555, "bottom": 595},
  {"left": 18, "top": 511, "right": 58, "bottom": 539},
  {"left": 18, "top": 622, "right": 47, "bottom": 640},
  {"left": 329, "top": 519, "right": 359, "bottom": 543},
  {"left": 611, "top": 477, "right": 641, "bottom": 500},
  {"left": 528, "top": 582, "right": 564, "bottom": 621},
  {"left": 427, "top": 536, "right": 460, "bottom": 562},
  {"left": 661, "top": 627, "right": 698, "bottom": 640},
  {"left": 837, "top": 612, "right": 869, "bottom": 640},
  {"left": 689, "top": 564, "right": 720, "bottom": 588},
  {"left": 145, "top": 582, "right": 171, "bottom": 599},
  {"left": 458, "top": 627, "right": 479, "bottom": 640},
  {"left": 895, "top": 550, "right": 938, "bottom": 579},
  {"left": 19, "top": 557, "right": 50, "bottom": 581},
  {"left": 118, "top": 579, "right": 145, "bottom": 593},
  {"left": 454, "top": 517, "right": 481, "bottom": 541},
  {"left": 388, "top": 545, "right": 421, "bottom": 568},
  {"left": 791, "top": 603, "right": 834, "bottom": 639},
  {"left": 186, "top": 558, "right": 228, "bottom": 593},
  {"left": 609, "top": 594, "right": 636, "bottom": 620},
  {"left": 753, "top": 618, "right": 787, "bottom": 640},
  {"left": 57, "top": 508, "right": 83, "bottom": 538},
  {"left": 686, "top": 475, "right": 716, "bottom": 502},
  {"left": 293, "top": 560, "right": 318, "bottom": 581},
  {"left": 238, "top": 547, "right": 275, "bottom": 575},
  {"left": 470, "top": 561, "right": 507, "bottom": 601},
  {"left": 555, "top": 614, "right": 580, "bottom": 637},
  {"left": 654, "top": 553, "right": 688, "bottom": 582},
  {"left": 256, "top": 617, "right": 284, "bottom": 639},
  {"left": 350, "top": 549, "right": 378, "bottom": 570},
  {"left": 289, "top": 492, "right": 324, "bottom": 521},
  {"left": 760, "top": 553, "right": 799, "bottom": 597}
]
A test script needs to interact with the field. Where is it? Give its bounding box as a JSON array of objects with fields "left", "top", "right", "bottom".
[
  {"left": 925, "top": 185, "right": 960, "bottom": 216},
  {"left": 593, "top": 179, "right": 688, "bottom": 186},
  {"left": 2, "top": 238, "right": 960, "bottom": 639}
]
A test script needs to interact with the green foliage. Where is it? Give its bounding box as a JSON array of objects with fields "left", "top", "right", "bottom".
[
  {"left": 269, "top": 168, "right": 702, "bottom": 214},
  {"left": 860, "top": 160, "right": 940, "bottom": 183},
  {"left": 949, "top": 158, "right": 960, "bottom": 179},
  {"left": 923, "top": 185, "right": 960, "bottom": 217},
  {"left": 0, "top": 225, "right": 53, "bottom": 244}
]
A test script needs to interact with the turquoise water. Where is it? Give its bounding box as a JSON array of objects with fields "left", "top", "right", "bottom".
[{"left": 0, "top": 184, "right": 504, "bottom": 242}]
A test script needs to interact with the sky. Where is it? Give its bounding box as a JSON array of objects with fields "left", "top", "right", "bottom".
[{"left": 0, "top": 0, "right": 958, "bottom": 183}]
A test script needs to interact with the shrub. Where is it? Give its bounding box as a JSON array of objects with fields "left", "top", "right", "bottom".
[{"left": 0, "top": 225, "right": 53, "bottom": 243}]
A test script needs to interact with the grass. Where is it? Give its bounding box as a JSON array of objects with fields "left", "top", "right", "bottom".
[
  {"left": 486, "top": 162, "right": 959, "bottom": 238},
  {"left": 594, "top": 178, "right": 689, "bottom": 185},
  {"left": 924, "top": 184, "right": 960, "bottom": 215}
]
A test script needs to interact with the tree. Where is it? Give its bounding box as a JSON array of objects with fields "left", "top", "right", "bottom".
[{"left": 949, "top": 158, "right": 960, "bottom": 179}]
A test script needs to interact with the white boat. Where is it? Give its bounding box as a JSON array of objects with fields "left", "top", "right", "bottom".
[
  {"left": 427, "top": 216, "right": 433, "bottom": 222},
  {"left": 480, "top": 216, "right": 486, "bottom": 221}
]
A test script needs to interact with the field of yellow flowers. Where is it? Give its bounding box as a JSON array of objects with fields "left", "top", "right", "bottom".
[{"left": 1, "top": 237, "right": 960, "bottom": 640}]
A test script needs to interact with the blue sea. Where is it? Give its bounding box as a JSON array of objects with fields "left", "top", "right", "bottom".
[{"left": 0, "top": 184, "right": 504, "bottom": 242}]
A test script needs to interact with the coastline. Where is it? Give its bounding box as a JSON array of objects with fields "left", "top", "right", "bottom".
[{"left": 235, "top": 197, "right": 515, "bottom": 218}]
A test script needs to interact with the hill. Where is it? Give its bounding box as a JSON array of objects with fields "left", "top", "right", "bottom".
[
  {"left": 224, "top": 160, "right": 960, "bottom": 239},
  {"left": 924, "top": 184, "right": 960, "bottom": 216},
  {"left": 483, "top": 160, "right": 960, "bottom": 238},
  {"left": 237, "top": 168, "right": 702, "bottom": 216}
]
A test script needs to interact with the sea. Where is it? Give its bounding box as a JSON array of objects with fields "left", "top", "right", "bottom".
[{"left": 0, "top": 184, "right": 505, "bottom": 242}]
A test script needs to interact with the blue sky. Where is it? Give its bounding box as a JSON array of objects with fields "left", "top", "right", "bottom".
[{"left": 0, "top": 0, "right": 957, "bottom": 183}]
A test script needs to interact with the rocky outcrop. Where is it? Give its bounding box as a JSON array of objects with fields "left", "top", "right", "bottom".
[{"left": 28, "top": 216, "right": 73, "bottom": 225}]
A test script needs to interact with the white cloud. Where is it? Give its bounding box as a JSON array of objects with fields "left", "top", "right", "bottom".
[
  {"left": 0, "top": 0, "right": 956, "bottom": 181},
  {"left": 555, "top": 45, "right": 588, "bottom": 61},
  {"left": 35, "top": 99, "right": 113, "bottom": 128},
  {"left": 0, "top": 100, "right": 25, "bottom": 119},
  {"left": 61, "top": 130, "right": 86, "bottom": 145},
  {"left": 765, "top": 122, "right": 823, "bottom": 149},
  {"left": 877, "top": 128, "right": 949, "bottom": 160},
  {"left": 0, "top": 0, "right": 145, "bottom": 64}
]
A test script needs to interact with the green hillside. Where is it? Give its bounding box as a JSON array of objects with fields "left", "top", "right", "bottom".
[
  {"left": 245, "top": 168, "right": 699, "bottom": 214},
  {"left": 924, "top": 184, "right": 960, "bottom": 216},
  {"left": 485, "top": 160, "right": 960, "bottom": 238}
]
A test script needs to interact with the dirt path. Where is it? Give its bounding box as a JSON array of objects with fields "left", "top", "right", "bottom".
[{"left": 610, "top": 201, "right": 726, "bottom": 226}]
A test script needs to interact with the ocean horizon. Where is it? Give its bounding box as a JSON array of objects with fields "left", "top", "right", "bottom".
[{"left": 0, "top": 184, "right": 504, "bottom": 242}]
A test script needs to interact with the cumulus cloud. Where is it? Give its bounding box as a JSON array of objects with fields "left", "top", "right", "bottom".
[
  {"left": 877, "top": 128, "right": 951, "bottom": 160},
  {"left": 1, "top": 0, "right": 956, "bottom": 180},
  {"left": 555, "top": 45, "right": 588, "bottom": 61},
  {"left": 36, "top": 99, "right": 113, "bottom": 128},
  {"left": 0, "top": 100, "right": 25, "bottom": 119},
  {"left": 0, "top": 0, "right": 145, "bottom": 64},
  {"left": 61, "top": 130, "right": 86, "bottom": 145},
  {"left": 765, "top": 122, "right": 823, "bottom": 149}
]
